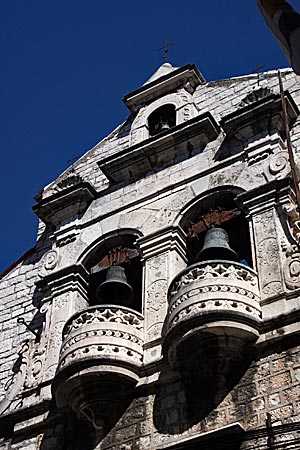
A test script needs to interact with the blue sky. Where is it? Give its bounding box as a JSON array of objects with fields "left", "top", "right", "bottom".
[{"left": 0, "top": 0, "right": 298, "bottom": 273}]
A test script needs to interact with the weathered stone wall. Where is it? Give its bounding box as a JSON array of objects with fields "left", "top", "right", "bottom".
[
  {"left": 1, "top": 339, "right": 300, "bottom": 449},
  {"left": 1, "top": 66, "right": 300, "bottom": 449}
]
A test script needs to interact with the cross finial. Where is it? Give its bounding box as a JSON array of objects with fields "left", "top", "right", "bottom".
[
  {"left": 67, "top": 154, "right": 78, "bottom": 173},
  {"left": 252, "top": 64, "right": 266, "bottom": 86},
  {"left": 157, "top": 40, "right": 175, "bottom": 63}
]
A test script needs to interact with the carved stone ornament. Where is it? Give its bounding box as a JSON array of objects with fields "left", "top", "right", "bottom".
[
  {"left": 53, "top": 305, "right": 144, "bottom": 431},
  {"left": 54, "top": 173, "right": 82, "bottom": 191},
  {"left": 283, "top": 244, "right": 300, "bottom": 289},
  {"left": 163, "top": 260, "right": 261, "bottom": 376},
  {"left": 268, "top": 151, "right": 290, "bottom": 178},
  {"left": 284, "top": 203, "right": 300, "bottom": 244},
  {"left": 39, "top": 249, "right": 60, "bottom": 276},
  {"left": 239, "top": 87, "right": 273, "bottom": 108},
  {"left": 21, "top": 340, "right": 46, "bottom": 390}
]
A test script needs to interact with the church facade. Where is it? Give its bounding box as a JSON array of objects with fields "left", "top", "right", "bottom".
[{"left": 1, "top": 62, "right": 300, "bottom": 449}]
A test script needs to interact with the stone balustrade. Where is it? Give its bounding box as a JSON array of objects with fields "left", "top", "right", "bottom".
[
  {"left": 53, "top": 305, "right": 144, "bottom": 430},
  {"left": 163, "top": 261, "right": 262, "bottom": 370},
  {"left": 57, "top": 305, "right": 144, "bottom": 373}
]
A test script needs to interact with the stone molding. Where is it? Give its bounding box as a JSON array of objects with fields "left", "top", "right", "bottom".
[
  {"left": 98, "top": 112, "right": 220, "bottom": 184},
  {"left": 33, "top": 180, "right": 97, "bottom": 228},
  {"left": 236, "top": 177, "right": 291, "bottom": 217},
  {"left": 123, "top": 63, "right": 205, "bottom": 113},
  {"left": 137, "top": 226, "right": 187, "bottom": 262},
  {"left": 36, "top": 264, "right": 89, "bottom": 304},
  {"left": 220, "top": 91, "right": 299, "bottom": 143}
]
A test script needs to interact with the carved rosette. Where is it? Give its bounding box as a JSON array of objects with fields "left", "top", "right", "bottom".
[
  {"left": 53, "top": 305, "right": 144, "bottom": 430},
  {"left": 163, "top": 260, "right": 261, "bottom": 372}
]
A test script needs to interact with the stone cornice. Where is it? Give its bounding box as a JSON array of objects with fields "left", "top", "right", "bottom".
[
  {"left": 35, "top": 264, "right": 89, "bottom": 302},
  {"left": 220, "top": 91, "right": 299, "bottom": 142},
  {"left": 98, "top": 112, "right": 220, "bottom": 184},
  {"left": 33, "top": 181, "right": 97, "bottom": 227},
  {"left": 236, "top": 177, "right": 292, "bottom": 216},
  {"left": 137, "top": 226, "right": 187, "bottom": 261}
]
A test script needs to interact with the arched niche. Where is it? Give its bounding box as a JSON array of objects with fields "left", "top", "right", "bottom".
[
  {"left": 78, "top": 229, "right": 143, "bottom": 312},
  {"left": 178, "top": 186, "right": 253, "bottom": 267},
  {"left": 130, "top": 92, "right": 197, "bottom": 146},
  {"left": 148, "top": 104, "right": 176, "bottom": 136}
]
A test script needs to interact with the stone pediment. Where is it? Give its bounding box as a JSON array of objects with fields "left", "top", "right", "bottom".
[
  {"left": 123, "top": 63, "right": 205, "bottom": 113},
  {"left": 98, "top": 112, "right": 220, "bottom": 184}
]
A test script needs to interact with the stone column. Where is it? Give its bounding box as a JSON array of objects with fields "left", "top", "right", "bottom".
[
  {"left": 238, "top": 180, "right": 289, "bottom": 316},
  {"left": 137, "top": 226, "right": 187, "bottom": 364},
  {"left": 36, "top": 265, "right": 89, "bottom": 399}
]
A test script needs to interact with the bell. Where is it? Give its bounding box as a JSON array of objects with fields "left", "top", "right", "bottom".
[
  {"left": 160, "top": 122, "right": 170, "bottom": 131},
  {"left": 196, "top": 227, "right": 238, "bottom": 262},
  {"left": 96, "top": 266, "right": 134, "bottom": 306}
]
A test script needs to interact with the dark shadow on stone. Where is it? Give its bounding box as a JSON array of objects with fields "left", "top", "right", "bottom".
[
  {"left": 213, "top": 135, "right": 244, "bottom": 162},
  {"left": 154, "top": 330, "right": 257, "bottom": 435}
]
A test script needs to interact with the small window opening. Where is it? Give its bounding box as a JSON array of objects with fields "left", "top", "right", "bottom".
[{"left": 148, "top": 104, "right": 176, "bottom": 136}]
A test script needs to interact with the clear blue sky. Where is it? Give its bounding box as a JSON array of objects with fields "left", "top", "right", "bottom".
[{"left": 0, "top": 0, "right": 298, "bottom": 273}]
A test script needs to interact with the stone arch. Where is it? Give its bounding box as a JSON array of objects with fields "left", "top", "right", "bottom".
[
  {"left": 130, "top": 92, "right": 196, "bottom": 146},
  {"left": 77, "top": 228, "right": 144, "bottom": 311},
  {"left": 175, "top": 185, "right": 252, "bottom": 266}
]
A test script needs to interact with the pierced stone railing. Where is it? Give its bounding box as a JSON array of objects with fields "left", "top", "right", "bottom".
[
  {"left": 57, "top": 305, "right": 144, "bottom": 373},
  {"left": 163, "top": 261, "right": 261, "bottom": 369},
  {"left": 53, "top": 305, "right": 144, "bottom": 430},
  {"left": 167, "top": 261, "right": 261, "bottom": 330}
]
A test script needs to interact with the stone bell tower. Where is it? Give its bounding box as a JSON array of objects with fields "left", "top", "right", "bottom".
[{"left": 1, "top": 61, "right": 300, "bottom": 450}]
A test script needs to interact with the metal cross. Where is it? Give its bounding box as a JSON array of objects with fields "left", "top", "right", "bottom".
[
  {"left": 67, "top": 154, "right": 79, "bottom": 173},
  {"left": 157, "top": 40, "right": 175, "bottom": 63},
  {"left": 252, "top": 64, "right": 266, "bottom": 86}
]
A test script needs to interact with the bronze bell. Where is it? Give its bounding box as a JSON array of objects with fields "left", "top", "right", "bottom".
[
  {"left": 96, "top": 266, "right": 134, "bottom": 306},
  {"left": 196, "top": 227, "right": 238, "bottom": 262},
  {"left": 160, "top": 122, "right": 170, "bottom": 131}
]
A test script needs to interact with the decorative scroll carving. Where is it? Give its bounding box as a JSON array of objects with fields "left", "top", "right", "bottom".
[
  {"left": 64, "top": 306, "right": 143, "bottom": 338},
  {"left": 283, "top": 244, "right": 300, "bottom": 289},
  {"left": 39, "top": 249, "right": 60, "bottom": 276},
  {"left": 146, "top": 278, "right": 168, "bottom": 340},
  {"left": 21, "top": 340, "right": 46, "bottom": 390},
  {"left": 239, "top": 87, "right": 272, "bottom": 108},
  {"left": 284, "top": 203, "right": 300, "bottom": 243},
  {"left": 257, "top": 237, "right": 279, "bottom": 266},
  {"left": 269, "top": 151, "right": 289, "bottom": 176},
  {"left": 253, "top": 211, "right": 283, "bottom": 298}
]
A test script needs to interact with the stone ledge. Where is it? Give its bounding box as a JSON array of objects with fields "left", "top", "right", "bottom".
[{"left": 98, "top": 113, "right": 220, "bottom": 184}]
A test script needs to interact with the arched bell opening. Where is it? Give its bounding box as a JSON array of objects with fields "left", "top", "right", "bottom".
[
  {"left": 180, "top": 189, "right": 252, "bottom": 267},
  {"left": 148, "top": 104, "right": 176, "bottom": 136},
  {"left": 54, "top": 230, "right": 145, "bottom": 432},
  {"left": 84, "top": 232, "right": 143, "bottom": 313},
  {"left": 163, "top": 188, "right": 261, "bottom": 398}
]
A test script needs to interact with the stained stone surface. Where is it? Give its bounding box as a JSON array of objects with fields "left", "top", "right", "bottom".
[{"left": 1, "top": 65, "right": 300, "bottom": 449}]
